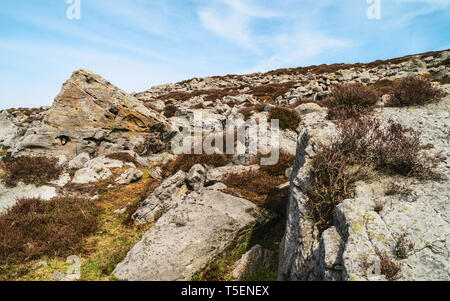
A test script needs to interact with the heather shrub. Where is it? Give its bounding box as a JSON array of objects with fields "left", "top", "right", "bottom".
[
  {"left": 390, "top": 76, "right": 445, "bottom": 107},
  {"left": 369, "top": 79, "right": 397, "bottom": 96},
  {"left": 1, "top": 156, "right": 62, "bottom": 187},
  {"left": 163, "top": 153, "right": 232, "bottom": 175},
  {"left": 163, "top": 104, "right": 177, "bottom": 118},
  {"left": 269, "top": 106, "right": 301, "bottom": 131},
  {"left": 306, "top": 146, "right": 358, "bottom": 234},
  {"left": 393, "top": 233, "right": 415, "bottom": 259},
  {"left": 0, "top": 198, "right": 101, "bottom": 264},
  {"left": 223, "top": 170, "right": 286, "bottom": 202},
  {"left": 372, "top": 121, "right": 440, "bottom": 178},
  {"left": 106, "top": 152, "right": 141, "bottom": 167},
  {"left": 375, "top": 249, "right": 402, "bottom": 281},
  {"left": 329, "top": 83, "right": 379, "bottom": 109},
  {"left": 258, "top": 150, "right": 296, "bottom": 177},
  {"left": 307, "top": 116, "right": 440, "bottom": 235}
]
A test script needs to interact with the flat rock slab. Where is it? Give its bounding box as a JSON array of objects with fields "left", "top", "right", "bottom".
[
  {"left": 113, "top": 190, "right": 261, "bottom": 281},
  {"left": 0, "top": 183, "right": 57, "bottom": 213}
]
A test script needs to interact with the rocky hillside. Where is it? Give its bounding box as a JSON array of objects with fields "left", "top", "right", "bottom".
[{"left": 0, "top": 49, "right": 449, "bottom": 281}]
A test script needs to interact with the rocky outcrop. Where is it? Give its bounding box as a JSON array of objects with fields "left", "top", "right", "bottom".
[
  {"left": 11, "top": 69, "right": 174, "bottom": 160},
  {"left": 0, "top": 183, "right": 57, "bottom": 213},
  {"left": 113, "top": 189, "right": 267, "bottom": 281},
  {"left": 278, "top": 96, "right": 450, "bottom": 281}
]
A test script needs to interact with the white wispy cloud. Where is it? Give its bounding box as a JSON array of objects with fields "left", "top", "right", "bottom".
[{"left": 197, "top": 0, "right": 279, "bottom": 50}]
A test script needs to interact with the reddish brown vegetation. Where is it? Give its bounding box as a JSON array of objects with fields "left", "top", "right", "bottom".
[
  {"left": 0, "top": 198, "right": 101, "bottom": 264},
  {"left": 375, "top": 249, "right": 402, "bottom": 281},
  {"left": 268, "top": 106, "right": 301, "bottom": 131},
  {"left": 163, "top": 153, "right": 233, "bottom": 175},
  {"left": 307, "top": 116, "right": 441, "bottom": 235},
  {"left": 389, "top": 76, "right": 445, "bottom": 107},
  {"left": 163, "top": 104, "right": 178, "bottom": 118},
  {"left": 258, "top": 150, "right": 296, "bottom": 177},
  {"left": 1, "top": 156, "right": 62, "bottom": 187}
]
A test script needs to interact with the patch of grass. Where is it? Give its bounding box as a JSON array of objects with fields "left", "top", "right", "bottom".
[
  {"left": 0, "top": 197, "right": 101, "bottom": 265},
  {"left": 0, "top": 148, "right": 8, "bottom": 157},
  {"left": 106, "top": 152, "right": 141, "bottom": 168},
  {"left": 1, "top": 156, "right": 62, "bottom": 187},
  {"left": 389, "top": 76, "right": 445, "bottom": 107},
  {"left": 243, "top": 267, "right": 278, "bottom": 281},
  {"left": 1, "top": 173, "right": 158, "bottom": 281},
  {"left": 268, "top": 106, "right": 301, "bottom": 131}
]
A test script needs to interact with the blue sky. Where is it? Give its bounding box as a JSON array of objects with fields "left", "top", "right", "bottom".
[{"left": 0, "top": 0, "right": 449, "bottom": 109}]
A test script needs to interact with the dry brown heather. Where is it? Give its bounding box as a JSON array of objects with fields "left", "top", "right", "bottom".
[
  {"left": 389, "top": 76, "right": 445, "bottom": 106},
  {"left": 154, "top": 81, "right": 297, "bottom": 105},
  {"left": 1, "top": 156, "right": 62, "bottom": 188},
  {"left": 0, "top": 197, "right": 101, "bottom": 265},
  {"left": 224, "top": 151, "right": 295, "bottom": 209},
  {"left": 163, "top": 153, "right": 233, "bottom": 176},
  {"left": 268, "top": 106, "right": 301, "bottom": 131}
]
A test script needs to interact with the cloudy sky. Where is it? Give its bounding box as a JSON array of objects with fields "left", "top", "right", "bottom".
[{"left": 0, "top": 0, "right": 449, "bottom": 109}]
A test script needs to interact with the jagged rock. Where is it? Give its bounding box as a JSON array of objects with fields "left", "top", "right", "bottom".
[
  {"left": 187, "top": 164, "right": 206, "bottom": 191},
  {"left": 0, "top": 183, "right": 57, "bottom": 213},
  {"left": 72, "top": 167, "right": 112, "bottom": 185},
  {"left": 132, "top": 171, "right": 188, "bottom": 225},
  {"left": 294, "top": 103, "right": 324, "bottom": 115},
  {"left": 0, "top": 111, "right": 19, "bottom": 148},
  {"left": 71, "top": 156, "right": 123, "bottom": 184},
  {"left": 113, "top": 190, "right": 264, "bottom": 281},
  {"left": 149, "top": 166, "right": 163, "bottom": 180},
  {"left": 147, "top": 152, "right": 176, "bottom": 166},
  {"left": 206, "top": 165, "right": 259, "bottom": 184},
  {"left": 232, "top": 245, "right": 275, "bottom": 281},
  {"left": 11, "top": 69, "right": 174, "bottom": 160},
  {"left": 115, "top": 168, "right": 143, "bottom": 185},
  {"left": 68, "top": 152, "right": 90, "bottom": 170}
]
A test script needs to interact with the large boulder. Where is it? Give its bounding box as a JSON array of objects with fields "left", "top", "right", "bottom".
[
  {"left": 113, "top": 190, "right": 266, "bottom": 281},
  {"left": 11, "top": 69, "right": 174, "bottom": 160}
]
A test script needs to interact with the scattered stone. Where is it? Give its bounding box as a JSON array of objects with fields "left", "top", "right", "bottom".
[{"left": 115, "top": 168, "right": 144, "bottom": 185}]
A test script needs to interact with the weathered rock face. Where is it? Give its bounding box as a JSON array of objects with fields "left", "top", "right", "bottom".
[
  {"left": 232, "top": 245, "right": 276, "bottom": 281},
  {"left": 278, "top": 96, "right": 450, "bottom": 281},
  {"left": 11, "top": 69, "right": 174, "bottom": 160},
  {"left": 0, "top": 183, "right": 57, "bottom": 213},
  {"left": 113, "top": 189, "right": 266, "bottom": 281}
]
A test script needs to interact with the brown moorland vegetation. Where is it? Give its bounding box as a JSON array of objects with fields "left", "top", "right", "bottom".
[
  {"left": 0, "top": 197, "right": 101, "bottom": 265},
  {"left": 1, "top": 156, "right": 62, "bottom": 187}
]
